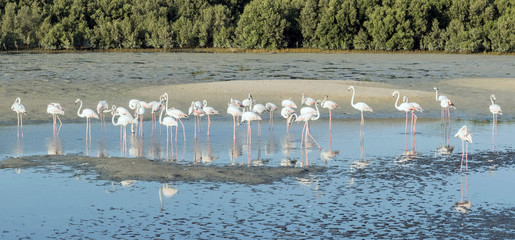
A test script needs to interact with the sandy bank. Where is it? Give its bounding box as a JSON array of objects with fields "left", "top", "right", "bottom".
[{"left": 2, "top": 78, "right": 514, "bottom": 125}]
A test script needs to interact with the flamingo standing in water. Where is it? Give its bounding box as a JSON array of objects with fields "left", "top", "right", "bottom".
[
  {"left": 320, "top": 95, "right": 339, "bottom": 143},
  {"left": 404, "top": 96, "right": 423, "bottom": 151},
  {"left": 227, "top": 101, "right": 243, "bottom": 141},
  {"left": 434, "top": 87, "right": 455, "bottom": 146},
  {"left": 241, "top": 110, "right": 262, "bottom": 164},
  {"left": 111, "top": 106, "right": 138, "bottom": 157},
  {"left": 242, "top": 94, "right": 254, "bottom": 111},
  {"left": 294, "top": 103, "right": 322, "bottom": 150},
  {"left": 159, "top": 107, "right": 178, "bottom": 160},
  {"left": 455, "top": 125, "right": 472, "bottom": 172},
  {"left": 135, "top": 103, "right": 146, "bottom": 137},
  {"left": 393, "top": 91, "right": 414, "bottom": 150},
  {"left": 202, "top": 100, "right": 219, "bottom": 136},
  {"left": 148, "top": 100, "right": 163, "bottom": 131},
  {"left": 75, "top": 99, "right": 99, "bottom": 155},
  {"left": 96, "top": 100, "right": 109, "bottom": 130},
  {"left": 162, "top": 93, "right": 188, "bottom": 143},
  {"left": 11, "top": 97, "right": 26, "bottom": 138},
  {"left": 252, "top": 103, "right": 267, "bottom": 137},
  {"left": 47, "top": 102, "right": 64, "bottom": 136},
  {"left": 189, "top": 101, "right": 205, "bottom": 140},
  {"left": 348, "top": 86, "right": 373, "bottom": 157},
  {"left": 265, "top": 102, "right": 278, "bottom": 129},
  {"left": 281, "top": 106, "right": 296, "bottom": 134},
  {"left": 489, "top": 95, "right": 502, "bottom": 151}
]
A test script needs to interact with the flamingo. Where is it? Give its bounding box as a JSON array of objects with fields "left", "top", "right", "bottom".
[
  {"left": 227, "top": 101, "right": 243, "bottom": 141},
  {"left": 159, "top": 106, "right": 178, "bottom": 160},
  {"left": 489, "top": 95, "right": 502, "bottom": 151},
  {"left": 242, "top": 94, "right": 255, "bottom": 111},
  {"left": 11, "top": 97, "right": 26, "bottom": 138},
  {"left": 404, "top": 96, "right": 423, "bottom": 151},
  {"left": 265, "top": 102, "right": 278, "bottom": 129},
  {"left": 301, "top": 93, "right": 316, "bottom": 106},
  {"left": 241, "top": 110, "right": 262, "bottom": 164},
  {"left": 47, "top": 103, "right": 64, "bottom": 136},
  {"left": 230, "top": 98, "right": 244, "bottom": 109},
  {"left": 252, "top": 103, "right": 267, "bottom": 137},
  {"left": 348, "top": 85, "right": 373, "bottom": 157},
  {"left": 282, "top": 98, "right": 297, "bottom": 109},
  {"left": 202, "top": 100, "right": 219, "bottom": 136},
  {"left": 281, "top": 106, "right": 296, "bottom": 134},
  {"left": 434, "top": 87, "right": 455, "bottom": 146},
  {"left": 294, "top": 104, "right": 322, "bottom": 150},
  {"left": 162, "top": 93, "right": 188, "bottom": 143},
  {"left": 96, "top": 100, "right": 109, "bottom": 130},
  {"left": 189, "top": 101, "right": 205, "bottom": 139},
  {"left": 455, "top": 125, "right": 472, "bottom": 172},
  {"left": 148, "top": 100, "right": 163, "bottom": 131},
  {"left": 75, "top": 99, "right": 99, "bottom": 154},
  {"left": 320, "top": 95, "right": 340, "bottom": 142},
  {"left": 135, "top": 102, "right": 146, "bottom": 137},
  {"left": 112, "top": 106, "right": 138, "bottom": 157},
  {"left": 393, "top": 91, "right": 414, "bottom": 149}
]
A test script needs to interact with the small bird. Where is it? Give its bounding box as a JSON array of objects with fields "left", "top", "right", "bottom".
[
  {"left": 11, "top": 97, "right": 26, "bottom": 138},
  {"left": 455, "top": 125, "right": 472, "bottom": 172}
]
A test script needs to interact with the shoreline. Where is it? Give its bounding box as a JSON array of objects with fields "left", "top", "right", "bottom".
[
  {"left": 2, "top": 48, "right": 514, "bottom": 55},
  {"left": 2, "top": 78, "right": 514, "bottom": 125}
]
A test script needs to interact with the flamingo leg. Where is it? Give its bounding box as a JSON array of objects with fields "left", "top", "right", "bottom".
[
  {"left": 460, "top": 140, "right": 464, "bottom": 172},
  {"left": 405, "top": 111, "right": 408, "bottom": 150},
  {"left": 166, "top": 126, "right": 169, "bottom": 160},
  {"left": 301, "top": 121, "right": 307, "bottom": 149},
  {"left": 57, "top": 115, "right": 63, "bottom": 135},
  {"left": 207, "top": 115, "right": 211, "bottom": 136},
  {"left": 306, "top": 122, "right": 322, "bottom": 150},
  {"left": 20, "top": 113, "right": 24, "bottom": 138},
  {"left": 247, "top": 122, "right": 251, "bottom": 164},
  {"left": 329, "top": 109, "right": 332, "bottom": 141},
  {"left": 233, "top": 115, "right": 236, "bottom": 141},
  {"left": 465, "top": 141, "right": 468, "bottom": 172}
]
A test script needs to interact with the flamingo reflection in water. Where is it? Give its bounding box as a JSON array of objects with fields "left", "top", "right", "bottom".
[
  {"left": 47, "top": 135, "right": 63, "bottom": 155},
  {"left": 159, "top": 183, "right": 178, "bottom": 212},
  {"left": 455, "top": 173, "right": 471, "bottom": 213}
]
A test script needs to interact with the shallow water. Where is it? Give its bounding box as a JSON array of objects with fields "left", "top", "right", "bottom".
[
  {"left": 2, "top": 52, "right": 514, "bottom": 87},
  {"left": 1, "top": 117, "right": 514, "bottom": 238}
]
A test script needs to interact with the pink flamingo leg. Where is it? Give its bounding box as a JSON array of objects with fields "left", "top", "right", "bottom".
[
  {"left": 207, "top": 115, "right": 211, "bottom": 136},
  {"left": 306, "top": 122, "right": 321, "bottom": 150},
  {"left": 460, "top": 140, "right": 464, "bottom": 172}
]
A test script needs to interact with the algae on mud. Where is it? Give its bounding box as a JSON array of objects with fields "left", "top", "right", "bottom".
[{"left": 0, "top": 155, "right": 325, "bottom": 184}]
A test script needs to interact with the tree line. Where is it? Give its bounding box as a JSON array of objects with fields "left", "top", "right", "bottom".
[{"left": 0, "top": 0, "right": 513, "bottom": 52}]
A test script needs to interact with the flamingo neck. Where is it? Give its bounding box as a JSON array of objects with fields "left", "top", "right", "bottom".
[
  {"left": 490, "top": 96, "right": 495, "bottom": 105},
  {"left": 77, "top": 100, "right": 83, "bottom": 117},
  {"left": 159, "top": 108, "right": 164, "bottom": 124},
  {"left": 350, "top": 87, "right": 356, "bottom": 107},
  {"left": 435, "top": 88, "right": 439, "bottom": 101},
  {"left": 394, "top": 91, "right": 400, "bottom": 110},
  {"left": 312, "top": 103, "right": 320, "bottom": 120},
  {"left": 112, "top": 109, "right": 118, "bottom": 126}
]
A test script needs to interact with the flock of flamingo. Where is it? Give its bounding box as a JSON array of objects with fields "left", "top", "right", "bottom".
[{"left": 10, "top": 86, "right": 502, "bottom": 171}]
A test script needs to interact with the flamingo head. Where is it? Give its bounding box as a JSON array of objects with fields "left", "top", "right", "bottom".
[
  {"left": 74, "top": 98, "right": 81, "bottom": 104},
  {"left": 348, "top": 86, "right": 354, "bottom": 91}
]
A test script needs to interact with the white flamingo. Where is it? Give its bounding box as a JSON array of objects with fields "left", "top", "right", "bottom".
[
  {"left": 489, "top": 94, "right": 502, "bottom": 151},
  {"left": 11, "top": 97, "right": 26, "bottom": 138},
  {"left": 455, "top": 125, "right": 472, "bottom": 172}
]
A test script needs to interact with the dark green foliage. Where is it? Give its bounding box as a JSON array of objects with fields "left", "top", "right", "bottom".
[{"left": 0, "top": 0, "right": 512, "bottom": 52}]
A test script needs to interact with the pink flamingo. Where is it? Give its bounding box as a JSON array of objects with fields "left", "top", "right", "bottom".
[
  {"left": 227, "top": 101, "right": 243, "bottom": 141},
  {"left": 320, "top": 95, "right": 339, "bottom": 143},
  {"left": 96, "top": 100, "right": 109, "bottom": 130},
  {"left": 159, "top": 107, "right": 178, "bottom": 160},
  {"left": 189, "top": 101, "right": 205, "bottom": 140},
  {"left": 404, "top": 96, "right": 423, "bottom": 151},
  {"left": 11, "top": 97, "right": 26, "bottom": 138},
  {"left": 393, "top": 91, "right": 414, "bottom": 149},
  {"left": 489, "top": 95, "right": 502, "bottom": 151},
  {"left": 161, "top": 93, "right": 188, "bottom": 143},
  {"left": 455, "top": 125, "right": 472, "bottom": 172},
  {"left": 434, "top": 87, "right": 455, "bottom": 146},
  {"left": 265, "top": 102, "right": 278, "bottom": 129},
  {"left": 47, "top": 102, "right": 64, "bottom": 136},
  {"left": 202, "top": 100, "right": 219, "bottom": 136},
  {"left": 135, "top": 102, "right": 146, "bottom": 137},
  {"left": 241, "top": 111, "right": 262, "bottom": 164},
  {"left": 242, "top": 94, "right": 255, "bottom": 111},
  {"left": 252, "top": 103, "right": 267, "bottom": 137},
  {"left": 111, "top": 106, "right": 138, "bottom": 157},
  {"left": 349, "top": 86, "right": 373, "bottom": 157},
  {"left": 75, "top": 98, "right": 99, "bottom": 155},
  {"left": 301, "top": 93, "right": 316, "bottom": 106},
  {"left": 282, "top": 98, "right": 297, "bottom": 109},
  {"left": 281, "top": 106, "right": 296, "bottom": 134},
  {"left": 148, "top": 100, "right": 163, "bottom": 131},
  {"left": 294, "top": 107, "right": 322, "bottom": 150}
]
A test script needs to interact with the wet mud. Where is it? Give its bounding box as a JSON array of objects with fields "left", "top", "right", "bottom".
[{"left": 0, "top": 155, "right": 325, "bottom": 184}]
